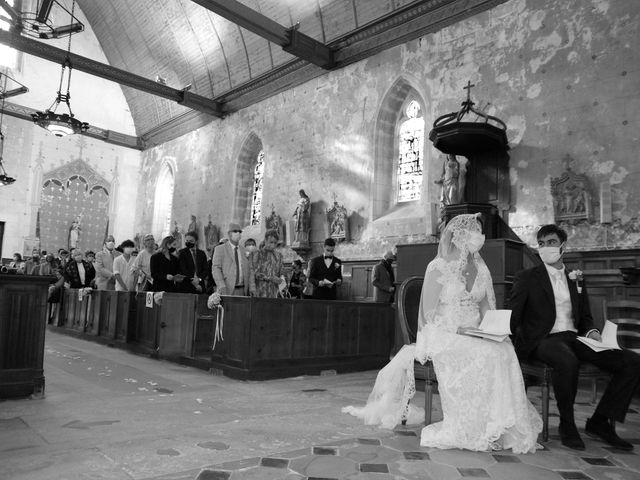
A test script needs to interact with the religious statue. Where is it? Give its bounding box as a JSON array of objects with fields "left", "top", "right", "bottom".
[
  {"left": 204, "top": 214, "right": 219, "bottom": 253},
  {"left": 265, "top": 206, "right": 285, "bottom": 245},
  {"left": 172, "top": 220, "right": 183, "bottom": 249},
  {"left": 326, "top": 200, "right": 348, "bottom": 242},
  {"left": 68, "top": 215, "right": 82, "bottom": 250},
  {"left": 133, "top": 232, "right": 142, "bottom": 251},
  {"left": 550, "top": 156, "right": 594, "bottom": 223},
  {"left": 292, "top": 189, "right": 311, "bottom": 246},
  {"left": 435, "top": 154, "right": 467, "bottom": 226}
]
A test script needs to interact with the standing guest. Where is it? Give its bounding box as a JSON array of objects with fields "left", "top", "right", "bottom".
[
  {"left": 85, "top": 250, "right": 96, "bottom": 264},
  {"left": 288, "top": 260, "right": 305, "bottom": 299},
  {"left": 510, "top": 224, "right": 640, "bottom": 451},
  {"left": 57, "top": 249, "right": 70, "bottom": 269},
  {"left": 131, "top": 234, "right": 155, "bottom": 292},
  {"left": 249, "top": 229, "right": 284, "bottom": 298},
  {"left": 244, "top": 238, "right": 257, "bottom": 258},
  {"left": 94, "top": 235, "right": 120, "bottom": 290},
  {"left": 372, "top": 250, "right": 396, "bottom": 303},
  {"left": 308, "top": 238, "right": 343, "bottom": 300},
  {"left": 212, "top": 223, "right": 249, "bottom": 296},
  {"left": 38, "top": 253, "right": 60, "bottom": 275},
  {"left": 150, "top": 236, "right": 184, "bottom": 292},
  {"left": 178, "top": 231, "right": 210, "bottom": 294},
  {"left": 9, "top": 253, "right": 25, "bottom": 273},
  {"left": 113, "top": 240, "right": 136, "bottom": 291},
  {"left": 63, "top": 248, "right": 95, "bottom": 289},
  {"left": 24, "top": 249, "right": 41, "bottom": 275}
]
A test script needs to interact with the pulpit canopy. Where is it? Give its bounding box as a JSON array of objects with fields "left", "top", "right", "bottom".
[{"left": 429, "top": 81, "right": 509, "bottom": 156}]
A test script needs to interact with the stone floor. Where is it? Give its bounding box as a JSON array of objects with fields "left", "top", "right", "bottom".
[{"left": 1, "top": 331, "right": 639, "bottom": 480}]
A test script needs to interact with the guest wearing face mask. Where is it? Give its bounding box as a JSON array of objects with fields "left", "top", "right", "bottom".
[
  {"left": 94, "top": 235, "right": 121, "bottom": 290},
  {"left": 113, "top": 240, "right": 136, "bottom": 291},
  {"left": 150, "top": 236, "right": 185, "bottom": 292},
  {"left": 24, "top": 249, "right": 41, "bottom": 275},
  {"left": 510, "top": 224, "right": 640, "bottom": 451},
  {"left": 244, "top": 238, "right": 257, "bottom": 258},
  {"left": 178, "top": 231, "right": 210, "bottom": 294},
  {"left": 131, "top": 234, "right": 156, "bottom": 292}
]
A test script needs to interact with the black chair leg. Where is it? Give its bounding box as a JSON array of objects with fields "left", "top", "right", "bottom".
[{"left": 425, "top": 380, "right": 433, "bottom": 425}]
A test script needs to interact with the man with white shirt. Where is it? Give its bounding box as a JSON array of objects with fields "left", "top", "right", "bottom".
[
  {"left": 510, "top": 224, "right": 640, "bottom": 451},
  {"left": 308, "top": 237, "right": 343, "bottom": 300}
]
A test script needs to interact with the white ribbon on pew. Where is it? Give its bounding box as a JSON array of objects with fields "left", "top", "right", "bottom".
[{"left": 212, "top": 305, "right": 225, "bottom": 351}]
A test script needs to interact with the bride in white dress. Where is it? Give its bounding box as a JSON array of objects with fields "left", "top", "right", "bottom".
[{"left": 343, "top": 213, "right": 542, "bottom": 453}]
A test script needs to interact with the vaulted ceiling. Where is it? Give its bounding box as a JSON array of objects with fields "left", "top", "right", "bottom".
[{"left": 2, "top": 0, "right": 506, "bottom": 148}]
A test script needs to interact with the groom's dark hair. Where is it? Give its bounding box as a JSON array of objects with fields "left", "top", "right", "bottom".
[{"left": 536, "top": 224, "right": 568, "bottom": 243}]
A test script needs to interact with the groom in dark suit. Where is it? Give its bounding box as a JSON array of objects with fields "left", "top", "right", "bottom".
[
  {"left": 510, "top": 224, "right": 640, "bottom": 450},
  {"left": 308, "top": 237, "right": 343, "bottom": 300}
]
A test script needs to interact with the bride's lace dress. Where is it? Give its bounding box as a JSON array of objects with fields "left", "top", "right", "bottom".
[
  {"left": 414, "top": 258, "right": 542, "bottom": 453},
  {"left": 343, "top": 216, "right": 542, "bottom": 454}
]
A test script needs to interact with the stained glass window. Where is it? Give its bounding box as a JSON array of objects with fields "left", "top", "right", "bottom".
[
  {"left": 152, "top": 164, "right": 174, "bottom": 239},
  {"left": 250, "top": 150, "right": 264, "bottom": 226},
  {"left": 397, "top": 100, "right": 424, "bottom": 202}
]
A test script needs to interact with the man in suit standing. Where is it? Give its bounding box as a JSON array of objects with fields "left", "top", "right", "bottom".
[
  {"left": 211, "top": 223, "right": 250, "bottom": 296},
  {"left": 372, "top": 250, "right": 396, "bottom": 303},
  {"left": 308, "top": 238, "right": 343, "bottom": 300},
  {"left": 178, "top": 231, "right": 210, "bottom": 294},
  {"left": 510, "top": 224, "right": 640, "bottom": 451},
  {"left": 94, "top": 235, "right": 120, "bottom": 291}
]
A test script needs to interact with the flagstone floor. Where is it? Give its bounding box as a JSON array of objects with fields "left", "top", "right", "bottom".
[{"left": 1, "top": 330, "right": 639, "bottom": 480}]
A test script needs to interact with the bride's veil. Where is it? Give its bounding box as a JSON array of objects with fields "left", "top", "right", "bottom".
[{"left": 416, "top": 213, "right": 496, "bottom": 344}]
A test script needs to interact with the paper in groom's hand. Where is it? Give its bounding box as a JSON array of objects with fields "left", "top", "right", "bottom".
[{"left": 577, "top": 320, "right": 621, "bottom": 352}]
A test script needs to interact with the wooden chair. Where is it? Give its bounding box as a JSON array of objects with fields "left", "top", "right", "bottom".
[
  {"left": 396, "top": 276, "right": 438, "bottom": 425},
  {"left": 604, "top": 299, "right": 640, "bottom": 354}
]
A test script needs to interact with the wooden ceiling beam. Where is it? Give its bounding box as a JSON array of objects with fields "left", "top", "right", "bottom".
[
  {"left": 190, "top": 0, "right": 334, "bottom": 69},
  {"left": 0, "top": 29, "right": 223, "bottom": 117}
]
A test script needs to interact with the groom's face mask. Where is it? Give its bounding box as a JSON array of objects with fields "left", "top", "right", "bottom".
[
  {"left": 537, "top": 234, "right": 564, "bottom": 265},
  {"left": 466, "top": 231, "right": 485, "bottom": 253}
]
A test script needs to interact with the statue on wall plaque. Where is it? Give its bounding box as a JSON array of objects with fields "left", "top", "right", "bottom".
[
  {"left": 68, "top": 215, "right": 82, "bottom": 250},
  {"left": 551, "top": 156, "right": 595, "bottom": 223},
  {"left": 327, "top": 199, "right": 348, "bottom": 242},
  {"left": 292, "top": 189, "right": 311, "bottom": 247},
  {"left": 172, "top": 220, "right": 183, "bottom": 248},
  {"left": 204, "top": 214, "right": 219, "bottom": 253},
  {"left": 265, "top": 206, "right": 285, "bottom": 245}
]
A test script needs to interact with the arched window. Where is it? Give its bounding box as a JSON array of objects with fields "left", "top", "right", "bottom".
[
  {"left": 232, "top": 132, "right": 263, "bottom": 226},
  {"left": 250, "top": 150, "right": 264, "bottom": 226},
  {"left": 372, "top": 79, "right": 427, "bottom": 219},
  {"left": 0, "top": 0, "right": 18, "bottom": 69},
  {"left": 396, "top": 100, "right": 424, "bottom": 202},
  {"left": 152, "top": 163, "right": 174, "bottom": 240}
]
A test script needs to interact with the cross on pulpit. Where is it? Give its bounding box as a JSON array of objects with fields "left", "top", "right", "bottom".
[{"left": 463, "top": 81, "right": 475, "bottom": 101}]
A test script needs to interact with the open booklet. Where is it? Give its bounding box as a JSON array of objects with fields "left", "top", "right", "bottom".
[
  {"left": 459, "top": 310, "right": 512, "bottom": 342},
  {"left": 577, "top": 320, "right": 621, "bottom": 352}
]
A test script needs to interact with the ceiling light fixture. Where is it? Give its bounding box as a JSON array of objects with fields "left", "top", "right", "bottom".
[
  {"left": 19, "top": 0, "right": 85, "bottom": 40},
  {"left": 31, "top": 0, "right": 88, "bottom": 137}
]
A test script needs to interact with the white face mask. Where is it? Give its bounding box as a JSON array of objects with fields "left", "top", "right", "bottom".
[
  {"left": 124, "top": 247, "right": 134, "bottom": 255},
  {"left": 105, "top": 242, "right": 115, "bottom": 249},
  {"left": 538, "top": 246, "right": 562, "bottom": 265},
  {"left": 245, "top": 245, "right": 257, "bottom": 253},
  {"left": 466, "top": 232, "right": 485, "bottom": 253}
]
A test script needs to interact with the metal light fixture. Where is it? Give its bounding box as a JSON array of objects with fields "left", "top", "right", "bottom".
[
  {"left": 0, "top": 73, "right": 28, "bottom": 186},
  {"left": 31, "top": 0, "right": 88, "bottom": 137}
]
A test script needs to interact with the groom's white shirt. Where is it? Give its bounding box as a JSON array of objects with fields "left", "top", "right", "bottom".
[{"left": 543, "top": 263, "right": 576, "bottom": 334}]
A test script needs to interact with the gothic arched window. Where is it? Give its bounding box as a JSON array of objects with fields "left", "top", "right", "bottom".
[
  {"left": 152, "top": 163, "right": 174, "bottom": 239},
  {"left": 250, "top": 150, "right": 264, "bottom": 226},
  {"left": 396, "top": 100, "right": 424, "bottom": 203}
]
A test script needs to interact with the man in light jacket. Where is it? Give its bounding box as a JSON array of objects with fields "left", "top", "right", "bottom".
[
  {"left": 94, "top": 235, "right": 120, "bottom": 290},
  {"left": 211, "top": 224, "right": 249, "bottom": 295}
]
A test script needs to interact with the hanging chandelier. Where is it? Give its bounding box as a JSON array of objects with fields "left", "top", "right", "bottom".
[{"left": 31, "top": 0, "right": 88, "bottom": 137}]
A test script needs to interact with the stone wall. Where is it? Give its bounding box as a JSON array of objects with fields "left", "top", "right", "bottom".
[{"left": 135, "top": 0, "right": 640, "bottom": 259}]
